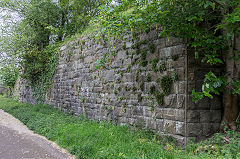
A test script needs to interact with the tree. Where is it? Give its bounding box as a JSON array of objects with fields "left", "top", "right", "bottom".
[
  {"left": 0, "top": 63, "right": 19, "bottom": 94},
  {"left": 0, "top": 0, "right": 106, "bottom": 82}
]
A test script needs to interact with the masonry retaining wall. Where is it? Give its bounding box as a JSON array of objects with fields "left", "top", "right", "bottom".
[{"left": 15, "top": 29, "right": 223, "bottom": 143}]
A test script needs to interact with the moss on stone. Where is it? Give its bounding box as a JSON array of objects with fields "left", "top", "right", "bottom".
[
  {"left": 159, "top": 62, "right": 166, "bottom": 72},
  {"left": 140, "top": 60, "right": 148, "bottom": 67},
  {"left": 135, "top": 71, "right": 139, "bottom": 82},
  {"left": 161, "top": 75, "right": 172, "bottom": 95},
  {"left": 137, "top": 93, "right": 142, "bottom": 102},
  {"left": 151, "top": 58, "right": 159, "bottom": 72},
  {"left": 120, "top": 71, "right": 123, "bottom": 77},
  {"left": 140, "top": 82, "right": 144, "bottom": 91},
  {"left": 149, "top": 85, "right": 156, "bottom": 94},
  {"left": 126, "top": 50, "right": 129, "bottom": 55},
  {"left": 156, "top": 78, "right": 161, "bottom": 83},
  {"left": 117, "top": 86, "right": 121, "bottom": 92},
  {"left": 136, "top": 48, "right": 141, "bottom": 55},
  {"left": 171, "top": 71, "right": 178, "bottom": 82},
  {"left": 122, "top": 42, "right": 127, "bottom": 50},
  {"left": 132, "top": 86, "right": 137, "bottom": 92},
  {"left": 119, "top": 96, "right": 124, "bottom": 101},
  {"left": 127, "top": 64, "right": 131, "bottom": 72},
  {"left": 146, "top": 73, "right": 151, "bottom": 82},
  {"left": 171, "top": 55, "right": 179, "bottom": 61},
  {"left": 155, "top": 92, "right": 164, "bottom": 105},
  {"left": 141, "top": 51, "right": 147, "bottom": 60},
  {"left": 149, "top": 43, "right": 155, "bottom": 53}
]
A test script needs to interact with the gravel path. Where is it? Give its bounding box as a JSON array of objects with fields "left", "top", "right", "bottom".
[{"left": 0, "top": 109, "right": 75, "bottom": 159}]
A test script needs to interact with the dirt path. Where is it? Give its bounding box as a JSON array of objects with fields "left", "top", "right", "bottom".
[{"left": 0, "top": 109, "right": 75, "bottom": 159}]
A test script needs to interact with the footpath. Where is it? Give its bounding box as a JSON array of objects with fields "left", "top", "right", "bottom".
[{"left": 0, "top": 109, "right": 74, "bottom": 159}]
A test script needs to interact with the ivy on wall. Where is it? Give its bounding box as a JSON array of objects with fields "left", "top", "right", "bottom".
[{"left": 21, "top": 43, "right": 60, "bottom": 103}]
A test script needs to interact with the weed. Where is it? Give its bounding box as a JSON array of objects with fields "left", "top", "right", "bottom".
[
  {"left": 132, "top": 86, "right": 137, "bottom": 92},
  {"left": 122, "top": 42, "right": 127, "bottom": 50},
  {"left": 171, "top": 55, "right": 179, "bottom": 61},
  {"left": 135, "top": 71, "right": 139, "bottom": 82},
  {"left": 114, "top": 89, "right": 118, "bottom": 95},
  {"left": 149, "top": 43, "right": 155, "bottom": 53},
  {"left": 120, "top": 71, "right": 123, "bottom": 77},
  {"left": 136, "top": 49, "right": 141, "bottom": 55},
  {"left": 146, "top": 73, "right": 151, "bottom": 82},
  {"left": 140, "top": 60, "right": 148, "bottom": 67},
  {"left": 159, "top": 62, "right": 166, "bottom": 72},
  {"left": 140, "top": 82, "right": 145, "bottom": 91},
  {"left": 171, "top": 71, "right": 178, "bottom": 82},
  {"left": 127, "top": 64, "right": 131, "bottom": 72},
  {"left": 161, "top": 75, "right": 172, "bottom": 95},
  {"left": 151, "top": 58, "right": 159, "bottom": 72},
  {"left": 137, "top": 93, "right": 143, "bottom": 102},
  {"left": 141, "top": 51, "right": 147, "bottom": 60},
  {"left": 155, "top": 92, "right": 164, "bottom": 105},
  {"left": 0, "top": 97, "right": 238, "bottom": 159},
  {"left": 149, "top": 85, "right": 156, "bottom": 94}
]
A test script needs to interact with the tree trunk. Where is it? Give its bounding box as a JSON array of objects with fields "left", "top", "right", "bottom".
[
  {"left": 221, "top": 0, "right": 239, "bottom": 130},
  {"left": 222, "top": 34, "right": 239, "bottom": 130}
]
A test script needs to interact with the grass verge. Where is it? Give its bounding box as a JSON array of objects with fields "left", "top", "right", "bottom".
[{"left": 0, "top": 96, "right": 239, "bottom": 159}]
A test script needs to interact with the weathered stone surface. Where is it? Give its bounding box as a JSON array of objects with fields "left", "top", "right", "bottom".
[
  {"left": 199, "top": 110, "right": 211, "bottom": 123},
  {"left": 164, "top": 95, "right": 176, "bottom": 107},
  {"left": 126, "top": 42, "right": 133, "bottom": 49},
  {"left": 210, "top": 96, "right": 222, "bottom": 110},
  {"left": 211, "top": 110, "right": 222, "bottom": 123},
  {"left": 177, "top": 95, "right": 185, "bottom": 109},
  {"left": 156, "top": 119, "right": 164, "bottom": 132},
  {"left": 176, "top": 121, "right": 185, "bottom": 135},
  {"left": 187, "top": 110, "right": 200, "bottom": 123},
  {"left": 175, "top": 109, "right": 185, "bottom": 122},
  {"left": 155, "top": 108, "right": 164, "bottom": 119},
  {"left": 15, "top": 28, "right": 223, "bottom": 144},
  {"left": 164, "top": 120, "right": 176, "bottom": 134},
  {"left": 163, "top": 108, "right": 175, "bottom": 120},
  {"left": 187, "top": 123, "right": 203, "bottom": 137}
]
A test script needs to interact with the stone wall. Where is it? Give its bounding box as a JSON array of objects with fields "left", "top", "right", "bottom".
[
  {"left": 186, "top": 51, "right": 223, "bottom": 141},
  {"left": 16, "top": 29, "right": 223, "bottom": 143},
  {"left": 0, "top": 86, "right": 9, "bottom": 95}
]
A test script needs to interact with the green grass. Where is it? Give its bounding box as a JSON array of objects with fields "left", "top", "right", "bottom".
[{"left": 0, "top": 96, "right": 239, "bottom": 159}]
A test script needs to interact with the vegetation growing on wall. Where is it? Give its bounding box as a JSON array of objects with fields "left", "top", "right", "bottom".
[
  {"left": 93, "top": 0, "right": 240, "bottom": 129},
  {"left": 0, "top": 0, "right": 239, "bottom": 128}
]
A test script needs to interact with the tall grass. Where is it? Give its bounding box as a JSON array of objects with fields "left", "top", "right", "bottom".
[{"left": 0, "top": 96, "right": 239, "bottom": 159}]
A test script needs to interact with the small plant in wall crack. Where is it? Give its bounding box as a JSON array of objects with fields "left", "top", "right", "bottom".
[
  {"left": 151, "top": 58, "right": 159, "bottom": 72},
  {"left": 137, "top": 93, "right": 143, "bottom": 102},
  {"left": 171, "top": 55, "right": 179, "bottom": 61},
  {"left": 155, "top": 92, "right": 164, "bottom": 105},
  {"left": 132, "top": 86, "right": 137, "bottom": 92},
  {"left": 146, "top": 73, "right": 151, "bottom": 82},
  {"left": 149, "top": 43, "right": 155, "bottom": 54},
  {"left": 140, "top": 82, "right": 145, "bottom": 91},
  {"left": 171, "top": 71, "right": 178, "bottom": 82},
  {"left": 161, "top": 75, "right": 172, "bottom": 95},
  {"left": 159, "top": 62, "right": 166, "bottom": 72},
  {"left": 149, "top": 85, "right": 156, "bottom": 94},
  {"left": 122, "top": 42, "right": 127, "bottom": 50}
]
